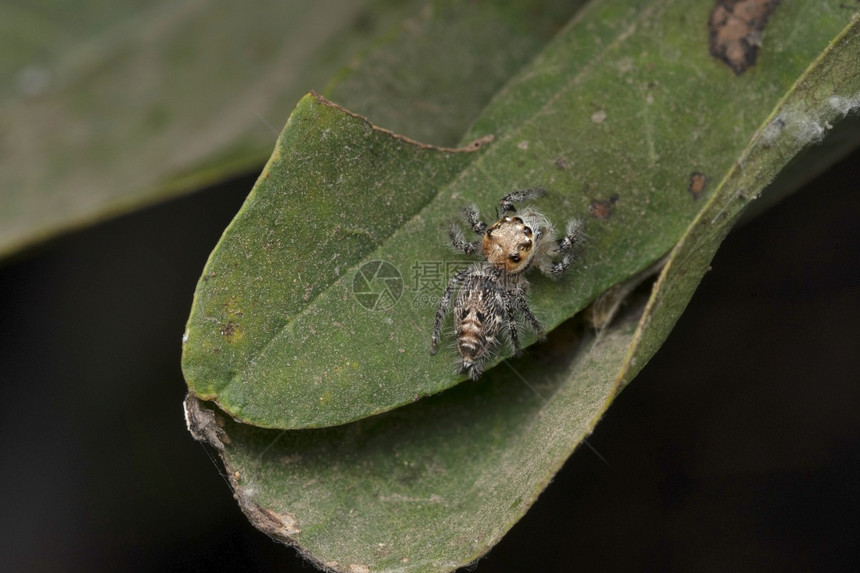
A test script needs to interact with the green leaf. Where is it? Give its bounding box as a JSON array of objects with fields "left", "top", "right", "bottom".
[
  {"left": 182, "top": 94, "right": 494, "bottom": 427},
  {"left": 624, "top": 15, "right": 860, "bottom": 385},
  {"left": 183, "top": 1, "right": 859, "bottom": 430},
  {"left": 0, "top": 1, "right": 358, "bottom": 257},
  {"left": 185, "top": 312, "right": 637, "bottom": 572},
  {"left": 1, "top": 0, "right": 576, "bottom": 260},
  {"left": 186, "top": 2, "right": 860, "bottom": 571},
  {"left": 184, "top": 7, "right": 860, "bottom": 569}
]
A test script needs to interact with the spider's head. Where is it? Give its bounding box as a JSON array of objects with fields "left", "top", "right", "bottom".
[{"left": 483, "top": 215, "right": 537, "bottom": 274}]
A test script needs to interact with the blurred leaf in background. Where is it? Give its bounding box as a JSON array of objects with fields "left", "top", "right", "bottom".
[{"left": 0, "top": 0, "right": 578, "bottom": 260}]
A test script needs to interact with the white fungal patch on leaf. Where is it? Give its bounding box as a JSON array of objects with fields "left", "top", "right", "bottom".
[
  {"left": 761, "top": 89, "right": 860, "bottom": 147},
  {"left": 828, "top": 92, "right": 860, "bottom": 117}
]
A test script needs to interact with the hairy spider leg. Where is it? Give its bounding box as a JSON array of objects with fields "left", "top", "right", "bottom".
[
  {"left": 461, "top": 205, "right": 488, "bottom": 235},
  {"left": 431, "top": 267, "right": 470, "bottom": 354},
  {"left": 511, "top": 288, "right": 545, "bottom": 340},
  {"left": 503, "top": 288, "right": 524, "bottom": 356},
  {"left": 448, "top": 222, "right": 480, "bottom": 255},
  {"left": 502, "top": 281, "right": 546, "bottom": 356},
  {"left": 542, "top": 218, "right": 584, "bottom": 279},
  {"left": 497, "top": 187, "right": 547, "bottom": 216}
]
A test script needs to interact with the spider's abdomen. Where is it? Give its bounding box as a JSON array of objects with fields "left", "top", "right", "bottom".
[
  {"left": 453, "top": 271, "right": 503, "bottom": 379},
  {"left": 456, "top": 307, "right": 488, "bottom": 360}
]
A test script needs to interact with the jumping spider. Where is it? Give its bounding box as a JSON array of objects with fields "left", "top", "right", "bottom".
[{"left": 431, "top": 188, "right": 583, "bottom": 379}]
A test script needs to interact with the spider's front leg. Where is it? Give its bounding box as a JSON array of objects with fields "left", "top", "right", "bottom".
[
  {"left": 431, "top": 268, "right": 469, "bottom": 354},
  {"left": 498, "top": 187, "right": 546, "bottom": 215},
  {"left": 543, "top": 218, "right": 584, "bottom": 279},
  {"left": 461, "top": 206, "right": 488, "bottom": 236},
  {"left": 448, "top": 223, "right": 480, "bottom": 255}
]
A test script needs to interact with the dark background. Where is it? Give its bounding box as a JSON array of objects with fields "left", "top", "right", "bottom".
[{"left": 1, "top": 144, "right": 858, "bottom": 572}]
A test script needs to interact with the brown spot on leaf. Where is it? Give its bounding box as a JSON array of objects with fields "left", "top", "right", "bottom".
[
  {"left": 588, "top": 194, "right": 619, "bottom": 220},
  {"left": 688, "top": 172, "right": 707, "bottom": 199},
  {"left": 220, "top": 320, "right": 242, "bottom": 343},
  {"left": 708, "top": 0, "right": 781, "bottom": 75}
]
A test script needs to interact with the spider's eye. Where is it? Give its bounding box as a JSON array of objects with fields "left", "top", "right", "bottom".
[
  {"left": 523, "top": 226, "right": 532, "bottom": 236},
  {"left": 509, "top": 254, "right": 521, "bottom": 263}
]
